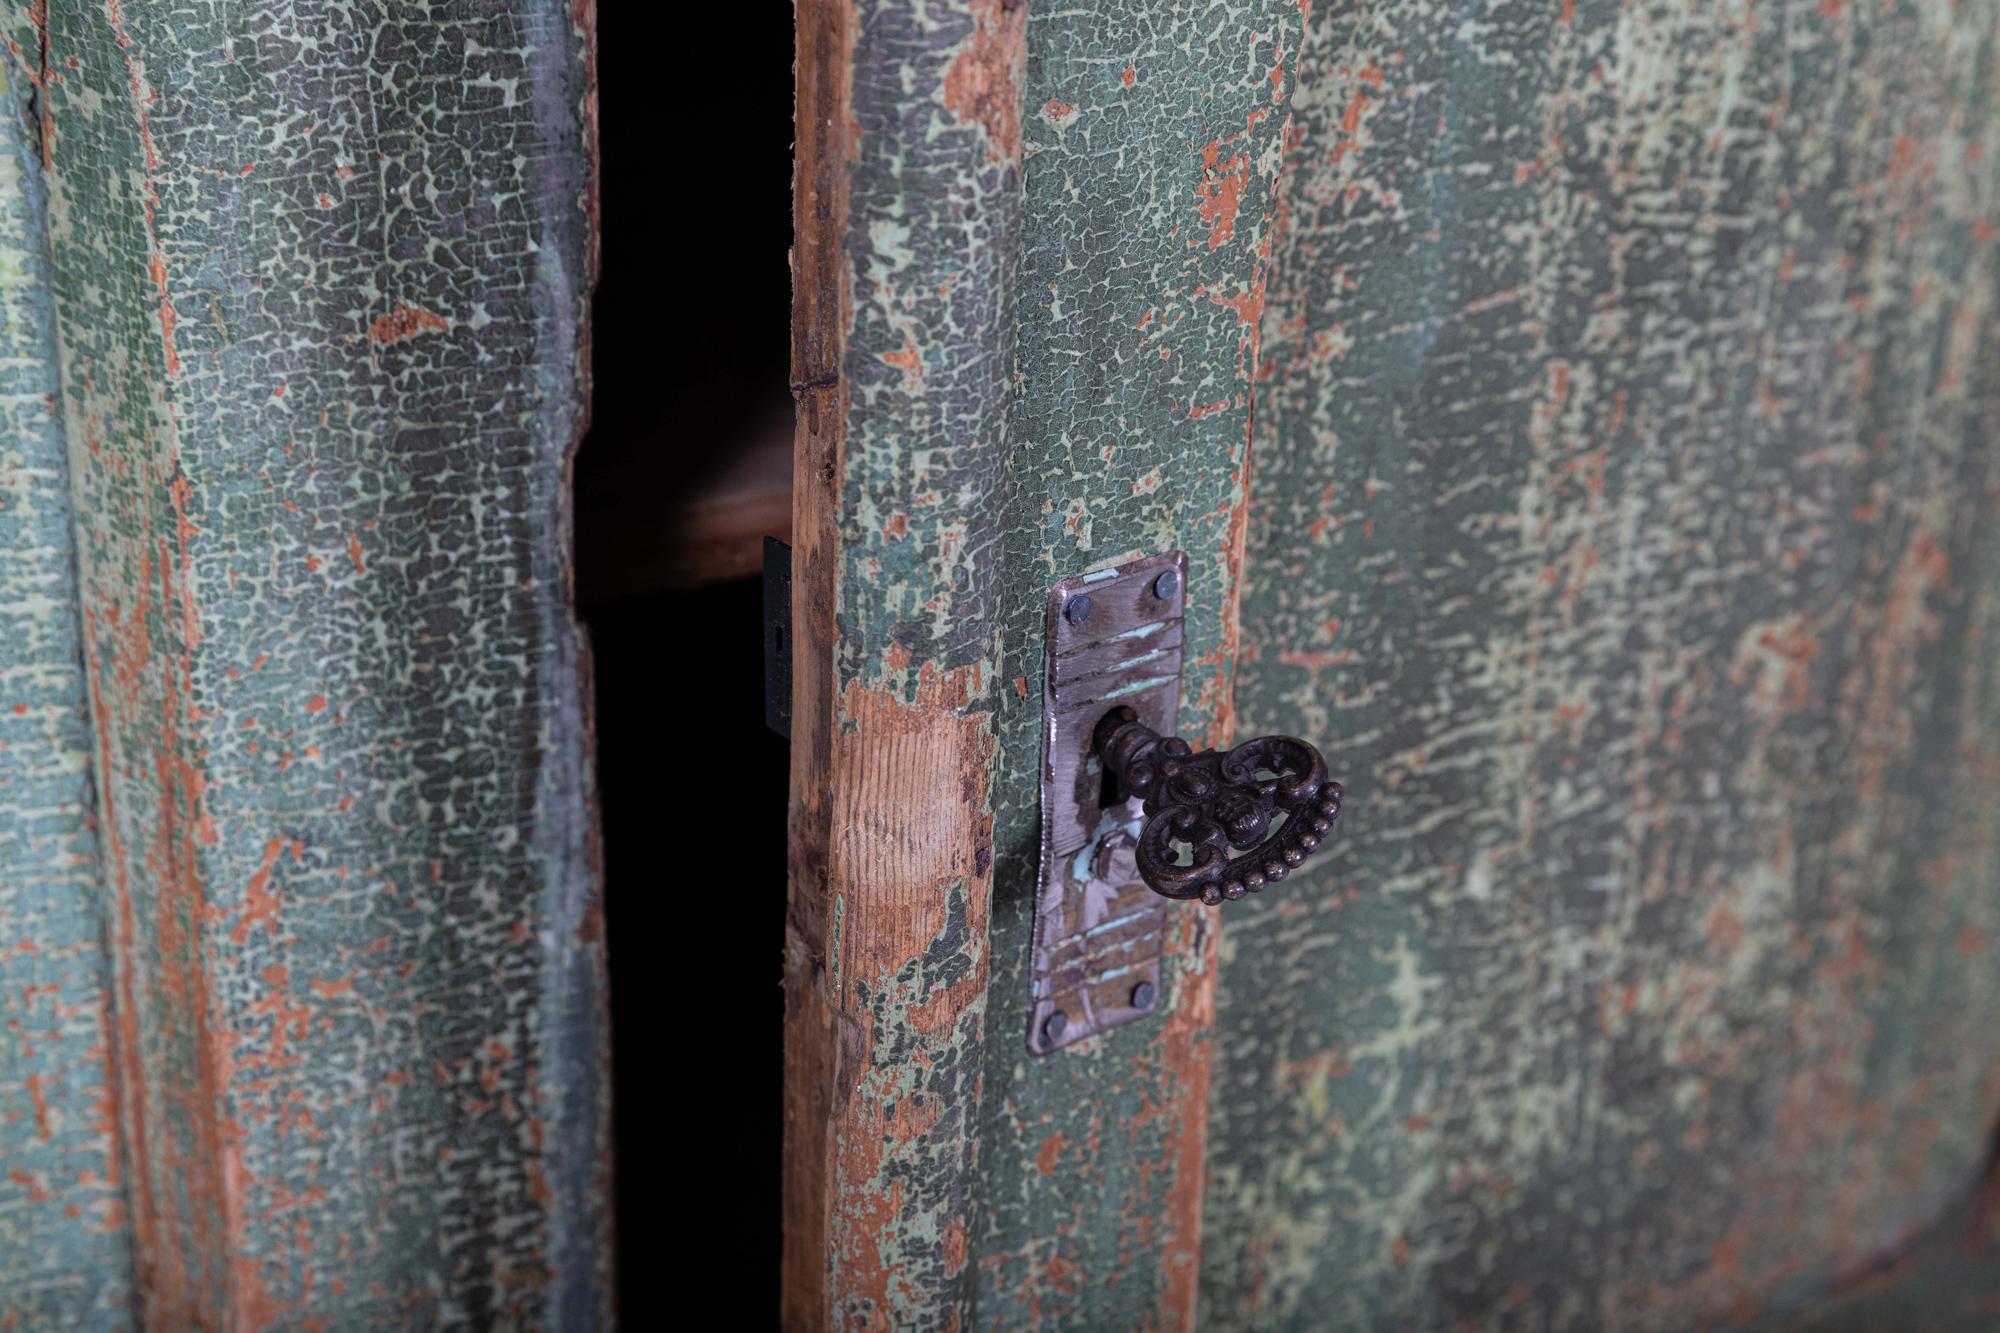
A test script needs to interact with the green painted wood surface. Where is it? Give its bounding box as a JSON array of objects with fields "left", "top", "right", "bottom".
[
  {"left": 787, "top": 0, "right": 1026, "bottom": 1325},
  {"left": 810, "top": 0, "right": 2000, "bottom": 1328},
  {"left": 1206, "top": 0, "right": 2000, "bottom": 1327},
  {"left": 16, "top": 0, "right": 609, "bottom": 1324},
  {"left": 976, "top": 2, "right": 1306, "bottom": 1326},
  {"left": 797, "top": 1, "right": 1312, "bottom": 1327},
  {"left": 0, "top": 19, "right": 134, "bottom": 1326}
]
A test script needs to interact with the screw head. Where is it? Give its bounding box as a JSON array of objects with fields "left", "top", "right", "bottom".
[
  {"left": 1130, "top": 980, "right": 1157, "bottom": 1009},
  {"left": 1064, "top": 594, "right": 1093, "bottom": 626},
  {"left": 1152, "top": 569, "right": 1180, "bottom": 601},
  {"left": 1043, "top": 1009, "right": 1069, "bottom": 1043}
]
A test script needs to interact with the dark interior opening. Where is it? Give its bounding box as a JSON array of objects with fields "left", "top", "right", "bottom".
[{"left": 578, "top": 5, "right": 794, "bottom": 1322}]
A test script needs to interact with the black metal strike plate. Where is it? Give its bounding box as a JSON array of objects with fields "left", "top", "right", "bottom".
[
  {"left": 763, "top": 537, "right": 792, "bottom": 739},
  {"left": 1028, "top": 551, "right": 1188, "bottom": 1055}
]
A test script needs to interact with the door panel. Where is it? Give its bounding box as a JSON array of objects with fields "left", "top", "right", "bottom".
[
  {"left": 786, "top": 0, "right": 1298, "bottom": 1326},
  {"left": 1209, "top": 1, "right": 2000, "bottom": 1326},
  {"left": 974, "top": 2, "right": 1305, "bottom": 1328},
  {"left": 34, "top": 1, "right": 609, "bottom": 1324},
  {"left": 0, "top": 24, "right": 134, "bottom": 1322},
  {"left": 785, "top": 0, "right": 1023, "bottom": 1327},
  {"left": 790, "top": 0, "right": 2000, "bottom": 1329}
]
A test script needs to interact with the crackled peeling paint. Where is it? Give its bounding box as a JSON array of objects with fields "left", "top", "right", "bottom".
[
  {"left": 23, "top": 0, "right": 609, "bottom": 1325},
  {"left": 787, "top": 1, "right": 1025, "bottom": 1329},
  {"left": 0, "top": 17, "right": 135, "bottom": 1326},
  {"left": 1206, "top": 0, "right": 2000, "bottom": 1327},
  {"left": 973, "top": 3, "right": 1307, "bottom": 1328},
  {"left": 799, "top": 0, "right": 2000, "bottom": 1328}
]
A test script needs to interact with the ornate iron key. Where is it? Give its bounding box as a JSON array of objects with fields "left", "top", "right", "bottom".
[
  {"left": 1092, "top": 706, "right": 1342, "bottom": 905},
  {"left": 1028, "top": 550, "right": 1347, "bottom": 1053}
]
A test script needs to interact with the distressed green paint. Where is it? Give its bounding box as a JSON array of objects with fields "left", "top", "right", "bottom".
[
  {"left": 0, "top": 24, "right": 135, "bottom": 1327},
  {"left": 1206, "top": 0, "right": 2000, "bottom": 1327},
  {"left": 837, "top": 0, "right": 1020, "bottom": 687},
  {"left": 818, "top": 0, "right": 2000, "bottom": 1326},
  {"left": 38, "top": 0, "right": 607, "bottom": 1325},
  {"left": 808, "top": 0, "right": 1312, "bottom": 1326},
  {"left": 812, "top": 0, "right": 1022, "bottom": 1327},
  {"left": 974, "top": 2, "right": 1305, "bottom": 1327}
]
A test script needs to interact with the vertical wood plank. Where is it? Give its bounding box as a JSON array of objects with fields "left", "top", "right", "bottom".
[
  {"left": 790, "top": 2, "right": 1320, "bottom": 1326},
  {"left": 783, "top": 2, "right": 845, "bottom": 1325},
  {"left": 42, "top": 1, "right": 609, "bottom": 1324},
  {"left": 786, "top": 1, "right": 1025, "bottom": 1328},
  {"left": 0, "top": 11, "right": 134, "bottom": 1323}
]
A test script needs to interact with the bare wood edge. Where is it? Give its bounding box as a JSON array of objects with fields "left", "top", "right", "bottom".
[
  {"left": 783, "top": 0, "right": 849, "bottom": 1327},
  {"left": 785, "top": 0, "right": 1023, "bottom": 1325}
]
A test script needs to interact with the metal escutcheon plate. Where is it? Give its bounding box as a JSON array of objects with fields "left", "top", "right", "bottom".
[{"left": 1028, "top": 551, "right": 1186, "bottom": 1055}]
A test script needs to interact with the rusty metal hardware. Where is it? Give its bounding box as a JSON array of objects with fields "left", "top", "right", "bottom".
[
  {"left": 1029, "top": 551, "right": 1347, "bottom": 1054},
  {"left": 1093, "top": 707, "right": 1341, "bottom": 905}
]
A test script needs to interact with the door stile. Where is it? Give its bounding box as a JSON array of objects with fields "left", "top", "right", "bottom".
[
  {"left": 786, "top": 2, "right": 1313, "bottom": 1326},
  {"left": 961, "top": 4, "right": 1307, "bottom": 1327},
  {"left": 785, "top": 1, "right": 1028, "bottom": 1328},
  {"left": 36, "top": 1, "right": 610, "bottom": 1324},
  {"left": 781, "top": 0, "right": 847, "bottom": 1323}
]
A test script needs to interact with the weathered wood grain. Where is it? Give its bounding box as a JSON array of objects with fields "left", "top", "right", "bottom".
[
  {"left": 784, "top": 5, "right": 847, "bottom": 1328},
  {"left": 40, "top": 0, "right": 609, "bottom": 1324},
  {"left": 1206, "top": 0, "right": 2000, "bottom": 1327},
  {"left": 0, "top": 14, "right": 134, "bottom": 1325},
  {"left": 786, "top": 1, "right": 1023, "bottom": 1328}
]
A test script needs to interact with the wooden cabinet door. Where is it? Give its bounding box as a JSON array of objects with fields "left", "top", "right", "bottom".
[
  {"left": 0, "top": 3, "right": 609, "bottom": 1326},
  {"left": 787, "top": 1, "right": 2000, "bottom": 1329}
]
